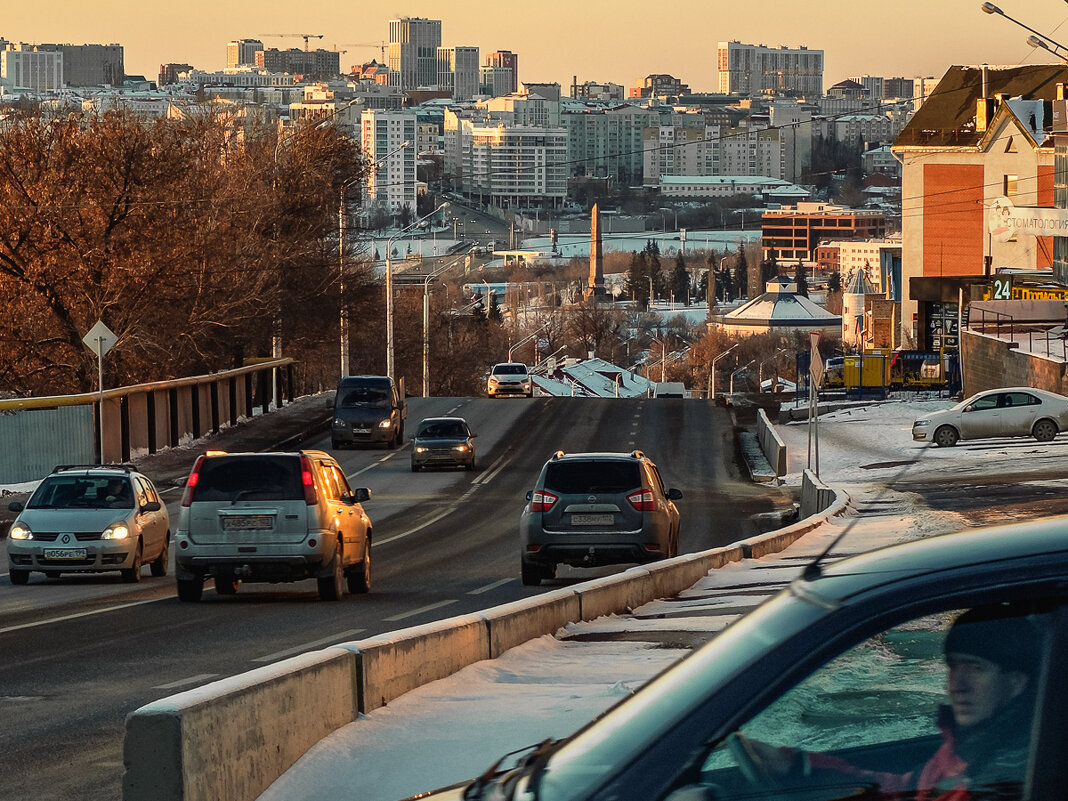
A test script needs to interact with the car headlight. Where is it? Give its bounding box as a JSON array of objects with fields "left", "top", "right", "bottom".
[
  {"left": 914, "top": 420, "right": 930, "bottom": 427},
  {"left": 333, "top": 418, "right": 347, "bottom": 427},
  {"left": 415, "top": 446, "right": 428, "bottom": 453},
  {"left": 378, "top": 419, "right": 392, "bottom": 429},
  {"left": 102, "top": 523, "right": 130, "bottom": 540},
  {"left": 488, "top": 378, "right": 499, "bottom": 387},
  {"left": 454, "top": 445, "right": 468, "bottom": 452},
  {"left": 9, "top": 523, "right": 32, "bottom": 540}
]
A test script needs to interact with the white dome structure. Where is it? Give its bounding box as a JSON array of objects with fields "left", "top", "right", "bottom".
[
  {"left": 715, "top": 279, "right": 841, "bottom": 337},
  {"left": 842, "top": 268, "right": 877, "bottom": 346}
]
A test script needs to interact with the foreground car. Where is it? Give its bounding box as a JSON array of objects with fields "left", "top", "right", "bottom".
[
  {"left": 7, "top": 464, "right": 170, "bottom": 584},
  {"left": 174, "top": 450, "right": 372, "bottom": 601},
  {"left": 419, "top": 516, "right": 1068, "bottom": 801},
  {"left": 912, "top": 386, "right": 1068, "bottom": 446},
  {"left": 519, "top": 450, "right": 681, "bottom": 586},
  {"left": 411, "top": 417, "right": 476, "bottom": 471}
]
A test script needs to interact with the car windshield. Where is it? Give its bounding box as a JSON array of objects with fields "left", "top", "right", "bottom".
[
  {"left": 543, "top": 461, "right": 641, "bottom": 494},
  {"left": 494, "top": 365, "right": 527, "bottom": 376},
  {"left": 418, "top": 422, "right": 468, "bottom": 439},
  {"left": 338, "top": 387, "right": 390, "bottom": 409},
  {"left": 28, "top": 475, "right": 134, "bottom": 509},
  {"left": 191, "top": 456, "right": 304, "bottom": 501}
]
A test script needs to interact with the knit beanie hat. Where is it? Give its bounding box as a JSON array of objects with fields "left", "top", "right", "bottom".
[{"left": 944, "top": 606, "right": 1041, "bottom": 676}]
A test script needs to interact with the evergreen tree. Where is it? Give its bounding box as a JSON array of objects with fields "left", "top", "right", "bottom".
[
  {"left": 732, "top": 243, "right": 748, "bottom": 299},
  {"left": 624, "top": 251, "right": 650, "bottom": 309},
  {"left": 827, "top": 271, "right": 842, "bottom": 293},
  {"left": 794, "top": 259, "right": 809, "bottom": 297},
  {"left": 719, "top": 266, "right": 733, "bottom": 302},
  {"left": 760, "top": 249, "right": 779, "bottom": 292},
  {"left": 671, "top": 252, "right": 690, "bottom": 306},
  {"left": 487, "top": 291, "right": 503, "bottom": 322},
  {"left": 648, "top": 251, "right": 663, "bottom": 303}
]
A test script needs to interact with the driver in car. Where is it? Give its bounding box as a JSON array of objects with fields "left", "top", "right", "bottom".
[{"left": 733, "top": 605, "right": 1039, "bottom": 801}]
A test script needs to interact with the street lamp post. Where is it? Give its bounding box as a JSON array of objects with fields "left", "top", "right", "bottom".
[
  {"left": 339, "top": 140, "right": 410, "bottom": 378},
  {"left": 386, "top": 201, "right": 447, "bottom": 381},
  {"left": 758, "top": 348, "right": 788, "bottom": 392},
  {"left": 730, "top": 360, "right": 756, "bottom": 394},
  {"left": 981, "top": 3, "right": 1068, "bottom": 57},
  {"left": 709, "top": 343, "right": 738, "bottom": 400},
  {"left": 421, "top": 257, "right": 463, "bottom": 397}
]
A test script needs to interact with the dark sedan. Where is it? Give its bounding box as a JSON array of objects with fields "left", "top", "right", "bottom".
[{"left": 410, "top": 417, "right": 477, "bottom": 472}]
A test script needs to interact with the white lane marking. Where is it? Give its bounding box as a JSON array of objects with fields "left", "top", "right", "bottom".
[
  {"left": 377, "top": 507, "right": 458, "bottom": 545},
  {"left": 252, "top": 629, "right": 365, "bottom": 663},
  {"left": 348, "top": 454, "right": 395, "bottom": 479},
  {"left": 154, "top": 673, "right": 219, "bottom": 690},
  {"left": 467, "top": 578, "right": 513, "bottom": 595},
  {"left": 0, "top": 598, "right": 162, "bottom": 635},
  {"left": 383, "top": 599, "right": 457, "bottom": 622}
]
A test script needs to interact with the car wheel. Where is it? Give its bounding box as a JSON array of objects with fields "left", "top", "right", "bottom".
[
  {"left": 176, "top": 576, "right": 203, "bottom": 602},
  {"left": 521, "top": 558, "right": 543, "bottom": 586},
  {"left": 10, "top": 569, "right": 29, "bottom": 585},
  {"left": 215, "top": 574, "right": 239, "bottom": 595},
  {"left": 318, "top": 544, "right": 344, "bottom": 601},
  {"left": 121, "top": 541, "right": 144, "bottom": 583},
  {"left": 347, "top": 541, "right": 371, "bottom": 594},
  {"left": 150, "top": 535, "right": 170, "bottom": 577},
  {"left": 1033, "top": 419, "right": 1058, "bottom": 443},
  {"left": 934, "top": 425, "right": 959, "bottom": 447}
]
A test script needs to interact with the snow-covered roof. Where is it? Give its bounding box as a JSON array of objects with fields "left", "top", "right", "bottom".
[
  {"left": 722, "top": 284, "right": 840, "bottom": 325},
  {"left": 531, "top": 357, "right": 656, "bottom": 398}
]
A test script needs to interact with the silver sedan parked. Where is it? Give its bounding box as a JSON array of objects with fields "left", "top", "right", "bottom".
[{"left": 912, "top": 386, "right": 1068, "bottom": 446}]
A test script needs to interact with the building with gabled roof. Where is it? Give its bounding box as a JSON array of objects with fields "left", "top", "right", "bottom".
[{"left": 891, "top": 63, "right": 1068, "bottom": 350}]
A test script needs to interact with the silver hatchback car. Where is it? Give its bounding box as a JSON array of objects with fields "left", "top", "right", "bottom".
[
  {"left": 519, "top": 450, "right": 682, "bottom": 586},
  {"left": 6, "top": 464, "right": 170, "bottom": 584}
]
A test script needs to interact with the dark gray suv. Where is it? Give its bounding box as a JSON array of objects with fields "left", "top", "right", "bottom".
[{"left": 519, "top": 450, "right": 681, "bottom": 586}]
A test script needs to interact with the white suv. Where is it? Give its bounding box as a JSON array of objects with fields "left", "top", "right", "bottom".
[
  {"left": 487, "top": 362, "right": 533, "bottom": 398},
  {"left": 174, "top": 450, "right": 372, "bottom": 602}
]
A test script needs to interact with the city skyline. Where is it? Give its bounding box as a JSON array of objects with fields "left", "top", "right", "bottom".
[{"left": 4, "top": 0, "right": 1068, "bottom": 91}]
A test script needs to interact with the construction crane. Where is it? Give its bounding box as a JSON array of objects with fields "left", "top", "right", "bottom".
[
  {"left": 334, "top": 41, "right": 387, "bottom": 60},
  {"left": 260, "top": 33, "right": 325, "bottom": 51}
]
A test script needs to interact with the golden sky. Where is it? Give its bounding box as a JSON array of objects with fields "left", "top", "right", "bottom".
[{"left": 5, "top": 0, "right": 1068, "bottom": 89}]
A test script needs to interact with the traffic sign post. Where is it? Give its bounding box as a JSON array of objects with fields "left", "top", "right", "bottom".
[
  {"left": 82, "top": 320, "right": 117, "bottom": 465},
  {"left": 807, "top": 332, "right": 821, "bottom": 477}
]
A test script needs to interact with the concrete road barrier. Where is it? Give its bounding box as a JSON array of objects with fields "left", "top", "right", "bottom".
[
  {"left": 123, "top": 648, "right": 357, "bottom": 801},
  {"left": 123, "top": 491, "right": 847, "bottom": 801}
]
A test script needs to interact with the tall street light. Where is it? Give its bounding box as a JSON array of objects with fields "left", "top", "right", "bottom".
[
  {"left": 421, "top": 254, "right": 467, "bottom": 397},
  {"left": 709, "top": 343, "right": 738, "bottom": 400},
  {"left": 981, "top": 3, "right": 1068, "bottom": 56},
  {"left": 339, "top": 140, "right": 410, "bottom": 378},
  {"left": 758, "top": 347, "right": 789, "bottom": 392},
  {"left": 386, "top": 202, "right": 447, "bottom": 381},
  {"left": 730, "top": 359, "right": 756, "bottom": 394}
]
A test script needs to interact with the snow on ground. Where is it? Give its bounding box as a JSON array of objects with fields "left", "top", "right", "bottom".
[{"left": 257, "top": 394, "right": 1065, "bottom": 801}]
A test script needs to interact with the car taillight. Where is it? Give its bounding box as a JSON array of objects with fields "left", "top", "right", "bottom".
[
  {"left": 300, "top": 455, "right": 319, "bottom": 506},
  {"left": 531, "top": 490, "right": 558, "bottom": 513},
  {"left": 181, "top": 456, "right": 205, "bottom": 507},
  {"left": 627, "top": 489, "right": 656, "bottom": 512}
]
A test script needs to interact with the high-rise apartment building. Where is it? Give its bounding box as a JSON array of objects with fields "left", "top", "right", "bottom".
[
  {"left": 361, "top": 109, "right": 418, "bottom": 214},
  {"left": 848, "top": 75, "right": 885, "bottom": 101},
  {"left": 227, "top": 39, "right": 263, "bottom": 69},
  {"left": 388, "top": 17, "right": 441, "bottom": 90},
  {"left": 1, "top": 46, "right": 63, "bottom": 92},
  {"left": 436, "top": 46, "right": 479, "bottom": 100},
  {"left": 717, "top": 41, "right": 823, "bottom": 97},
  {"left": 256, "top": 48, "right": 339, "bottom": 77},
  {"left": 480, "top": 65, "right": 512, "bottom": 97},
  {"left": 486, "top": 50, "right": 518, "bottom": 93}
]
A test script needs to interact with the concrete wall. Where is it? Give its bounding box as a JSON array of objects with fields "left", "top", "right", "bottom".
[
  {"left": 123, "top": 490, "right": 848, "bottom": 801},
  {"left": 961, "top": 329, "right": 1067, "bottom": 397},
  {"left": 756, "top": 408, "right": 787, "bottom": 478}
]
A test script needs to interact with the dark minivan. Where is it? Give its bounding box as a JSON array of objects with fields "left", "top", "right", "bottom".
[{"left": 331, "top": 375, "right": 407, "bottom": 449}]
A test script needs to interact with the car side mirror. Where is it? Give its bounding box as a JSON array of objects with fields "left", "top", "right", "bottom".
[
  {"left": 667, "top": 488, "right": 683, "bottom": 500},
  {"left": 470, "top": 432, "right": 478, "bottom": 438},
  {"left": 8, "top": 501, "right": 24, "bottom": 513},
  {"left": 353, "top": 487, "right": 371, "bottom": 503},
  {"left": 141, "top": 501, "right": 162, "bottom": 513},
  {"left": 526, "top": 491, "right": 533, "bottom": 501},
  {"left": 964, "top": 404, "right": 974, "bottom": 413}
]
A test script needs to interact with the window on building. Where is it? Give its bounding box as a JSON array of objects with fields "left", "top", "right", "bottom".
[{"left": 1004, "top": 174, "right": 1019, "bottom": 199}]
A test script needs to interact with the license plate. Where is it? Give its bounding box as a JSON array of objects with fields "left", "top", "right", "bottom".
[
  {"left": 354, "top": 428, "right": 372, "bottom": 434},
  {"left": 43, "top": 548, "right": 87, "bottom": 560},
  {"left": 571, "top": 513, "right": 614, "bottom": 526},
  {"left": 221, "top": 515, "right": 273, "bottom": 531}
]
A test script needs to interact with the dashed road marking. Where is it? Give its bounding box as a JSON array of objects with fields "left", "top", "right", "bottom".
[
  {"left": 253, "top": 629, "right": 365, "bottom": 663},
  {"left": 383, "top": 599, "right": 458, "bottom": 622},
  {"left": 468, "top": 578, "right": 513, "bottom": 595}
]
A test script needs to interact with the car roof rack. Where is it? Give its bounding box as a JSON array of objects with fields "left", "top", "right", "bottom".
[
  {"left": 52, "top": 463, "right": 138, "bottom": 474},
  {"left": 630, "top": 450, "right": 646, "bottom": 460}
]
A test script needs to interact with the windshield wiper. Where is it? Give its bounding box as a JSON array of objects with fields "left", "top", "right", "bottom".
[{"left": 463, "top": 739, "right": 558, "bottom": 801}]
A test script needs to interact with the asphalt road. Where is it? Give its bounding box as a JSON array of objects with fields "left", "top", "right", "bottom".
[{"left": 0, "top": 396, "right": 785, "bottom": 801}]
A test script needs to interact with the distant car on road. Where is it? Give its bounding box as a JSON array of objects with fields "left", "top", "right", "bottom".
[
  {"left": 332, "top": 375, "right": 407, "bottom": 449},
  {"left": 411, "top": 417, "right": 477, "bottom": 471},
  {"left": 7, "top": 464, "right": 170, "bottom": 584},
  {"left": 519, "top": 449, "right": 681, "bottom": 586},
  {"left": 912, "top": 386, "right": 1068, "bottom": 447},
  {"left": 174, "top": 450, "right": 372, "bottom": 602},
  {"left": 487, "top": 362, "right": 533, "bottom": 398}
]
